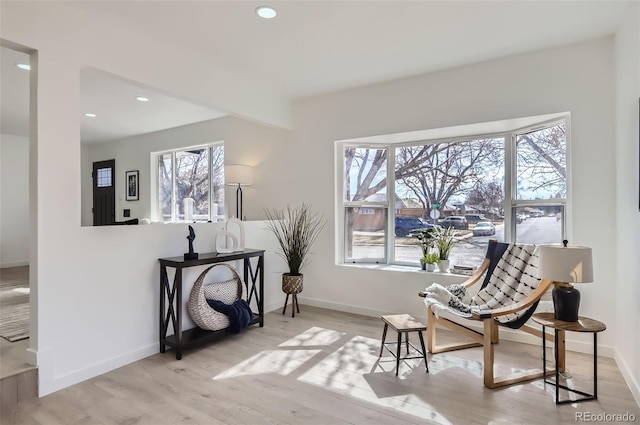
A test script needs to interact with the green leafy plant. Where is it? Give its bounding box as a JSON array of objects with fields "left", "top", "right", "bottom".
[
  {"left": 264, "top": 204, "right": 327, "bottom": 275},
  {"left": 434, "top": 226, "right": 458, "bottom": 260},
  {"left": 422, "top": 252, "right": 440, "bottom": 264},
  {"left": 413, "top": 227, "right": 436, "bottom": 257}
]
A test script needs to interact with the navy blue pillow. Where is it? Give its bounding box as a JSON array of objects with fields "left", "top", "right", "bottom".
[{"left": 206, "top": 298, "right": 253, "bottom": 334}]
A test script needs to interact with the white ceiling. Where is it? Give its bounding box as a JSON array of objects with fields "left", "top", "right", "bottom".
[
  {"left": 79, "top": 69, "right": 226, "bottom": 143},
  {"left": 0, "top": 0, "right": 630, "bottom": 142}
]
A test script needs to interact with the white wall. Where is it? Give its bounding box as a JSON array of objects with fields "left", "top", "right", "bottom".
[
  {"left": 81, "top": 115, "right": 292, "bottom": 225},
  {"left": 81, "top": 117, "right": 230, "bottom": 226},
  {"left": 290, "top": 37, "right": 618, "bottom": 352},
  {"left": 614, "top": 0, "right": 640, "bottom": 404},
  {"left": 0, "top": 3, "right": 293, "bottom": 396},
  {"left": 0, "top": 134, "right": 29, "bottom": 267}
]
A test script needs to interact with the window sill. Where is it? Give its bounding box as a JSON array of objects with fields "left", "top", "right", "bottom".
[{"left": 338, "top": 262, "right": 470, "bottom": 277}]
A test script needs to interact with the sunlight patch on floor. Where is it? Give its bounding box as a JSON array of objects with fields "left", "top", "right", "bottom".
[
  {"left": 278, "top": 326, "right": 344, "bottom": 347},
  {"left": 428, "top": 352, "right": 482, "bottom": 377},
  {"left": 213, "top": 349, "right": 321, "bottom": 380},
  {"left": 298, "top": 335, "right": 452, "bottom": 424}
]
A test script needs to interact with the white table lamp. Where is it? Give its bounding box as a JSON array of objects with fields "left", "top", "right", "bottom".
[{"left": 538, "top": 241, "right": 593, "bottom": 322}]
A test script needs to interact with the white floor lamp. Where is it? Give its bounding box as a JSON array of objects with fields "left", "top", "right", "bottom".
[{"left": 225, "top": 164, "right": 253, "bottom": 220}]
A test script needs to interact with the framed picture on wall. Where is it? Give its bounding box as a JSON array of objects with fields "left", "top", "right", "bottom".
[{"left": 126, "top": 170, "right": 139, "bottom": 201}]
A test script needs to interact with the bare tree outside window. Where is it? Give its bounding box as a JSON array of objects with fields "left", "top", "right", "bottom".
[
  {"left": 344, "top": 148, "right": 387, "bottom": 260},
  {"left": 157, "top": 144, "right": 225, "bottom": 222},
  {"left": 466, "top": 180, "right": 505, "bottom": 217},
  {"left": 517, "top": 123, "right": 566, "bottom": 200},
  {"left": 395, "top": 139, "right": 504, "bottom": 212}
]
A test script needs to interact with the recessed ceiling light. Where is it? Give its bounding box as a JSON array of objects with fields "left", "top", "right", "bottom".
[
  {"left": 136, "top": 96, "right": 150, "bottom": 102},
  {"left": 84, "top": 113, "right": 97, "bottom": 118},
  {"left": 256, "top": 6, "right": 277, "bottom": 19},
  {"left": 15, "top": 63, "right": 30, "bottom": 71}
]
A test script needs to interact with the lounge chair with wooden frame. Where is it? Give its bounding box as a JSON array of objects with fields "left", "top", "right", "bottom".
[{"left": 418, "top": 240, "right": 558, "bottom": 389}]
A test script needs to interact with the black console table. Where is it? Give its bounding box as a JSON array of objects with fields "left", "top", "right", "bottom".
[{"left": 159, "top": 249, "right": 265, "bottom": 359}]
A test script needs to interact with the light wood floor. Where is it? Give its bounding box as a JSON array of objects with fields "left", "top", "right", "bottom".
[
  {"left": 0, "top": 266, "right": 33, "bottom": 380},
  {"left": 0, "top": 338, "right": 31, "bottom": 379},
  {"left": 2, "top": 306, "right": 639, "bottom": 425}
]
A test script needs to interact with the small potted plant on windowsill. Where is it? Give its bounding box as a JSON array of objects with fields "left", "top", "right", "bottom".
[
  {"left": 421, "top": 252, "right": 440, "bottom": 272},
  {"left": 413, "top": 227, "right": 436, "bottom": 270},
  {"left": 434, "top": 226, "right": 458, "bottom": 272}
]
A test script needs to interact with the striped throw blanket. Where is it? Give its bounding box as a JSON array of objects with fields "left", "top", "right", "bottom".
[{"left": 422, "top": 244, "right": 541, "bottom": 324}]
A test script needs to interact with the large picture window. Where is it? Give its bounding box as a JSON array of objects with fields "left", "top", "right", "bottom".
[
  {"left": 338, "top": 120, "right": 567, "bottom": 269},
  {"left": 156, "top": 143, "right": 225, "bottom": 223}
]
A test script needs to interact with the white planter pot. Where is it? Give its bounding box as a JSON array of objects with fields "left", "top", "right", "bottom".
[{"left": 437, "top": 260, "right": 450, "bottom": 273}]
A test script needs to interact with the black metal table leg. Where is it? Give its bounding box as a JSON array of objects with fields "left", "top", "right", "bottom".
[
  {"left": 379, "top": 324, "right": 388, "bottom": 357},
  {"left": 258, "top": 255, "right": 264, "bottom": 326},
  {"left": 418, "top": 331, "right": 429, "bottom": 373},
  {"left": 396, "top": 332, "right": 402, "bottom": 376},
  {"left": 542, "top": 324, "right": 546, "bottom": 382},
  {"left": 159, "top": 266, "right": 167, "bottom": 353},
  {"left": 593, "top": 333, "right": 598, "bottom": 399},
  {"left": 175, "top": 269, "right": 183, "bottom": 360},
  {"left": 554, "top": 329, "right": 559, "bottom": 403}
]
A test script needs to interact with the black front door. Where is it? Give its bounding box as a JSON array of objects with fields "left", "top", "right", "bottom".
[{"left": 92, "top": 159, "right": 115, "bottom": 226}]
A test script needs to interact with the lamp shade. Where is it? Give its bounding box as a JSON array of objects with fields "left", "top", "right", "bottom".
[
  {"left": 226, "top": 164, "right": 253, "bottom": 186},
  {"left": 538, "top": 245, "right": 593, "bottom": 283}
]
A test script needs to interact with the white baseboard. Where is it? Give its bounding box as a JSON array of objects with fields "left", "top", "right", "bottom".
[
  {"left": 25, "top": 348, "right": 38, "bottom": 366},
  {"left": 1, "top": 260, "right": 29, "bottom": 268},
  {"left": 298, "top": 295, "right": 408, "bottom": 319},
  {"left": 264, "top": 300, "right": 286, "bottom": 315},
  {"left": 614, "top": 348, "right": 640, "bottom": 407},
  {"left": 38, "top": 343, "right": 158, "bottom": 397}
]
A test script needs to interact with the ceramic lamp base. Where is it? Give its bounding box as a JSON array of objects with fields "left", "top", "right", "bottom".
[{"left": 552, "top": 284, "right": 580, "bottom": 322}]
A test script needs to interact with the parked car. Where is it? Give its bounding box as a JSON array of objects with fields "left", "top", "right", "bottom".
[
  {"left": 394, "top": 217, "right": 436, "bottom": 237},
  {"left": 438, "top": 215, "right": 469, "bottom": 230},
  {"left": 464, "top": 214, "right": 488, "bottom": 224},
  {"left": 472, "top": 221, "right": 496, "bottom": 236}
]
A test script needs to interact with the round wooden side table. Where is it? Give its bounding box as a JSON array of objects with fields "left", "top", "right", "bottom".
[{"left": 532, "top": 312, "right": 606, "bottom": 404}]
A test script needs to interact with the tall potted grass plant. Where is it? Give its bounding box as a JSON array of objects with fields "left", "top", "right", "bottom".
[
  {"left": 264, "top": 204, "right": 326, "bottom": 295},
  {"left": 434, "top": 226, "right": 458, "bottom": 272}
]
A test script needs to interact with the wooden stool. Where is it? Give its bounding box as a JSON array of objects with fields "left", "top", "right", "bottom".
[{"left": 379, "top": 314, "right": 429, "bottom": 376}]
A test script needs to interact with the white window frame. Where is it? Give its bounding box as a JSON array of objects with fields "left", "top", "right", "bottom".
[
  {"left": 508, "top": 119, "right": 570, "bottom": 242},
  {"left": 341, "top": 144, "right": 391, "bottom": 264},
  {"left": 336, "top": 116, "right": 570, "bottom": 266},
  {"left": 151, "top": 142, "right": 225, "bottom": 223}
]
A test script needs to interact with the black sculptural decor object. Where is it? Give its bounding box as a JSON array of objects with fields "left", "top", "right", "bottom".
[{"left": 184, "top": 225, "right": 199, "bottom": 260}]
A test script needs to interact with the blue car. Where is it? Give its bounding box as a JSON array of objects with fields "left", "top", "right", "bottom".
[{"left": 395, "top": 217, "right": 437, "bottom": 237}]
